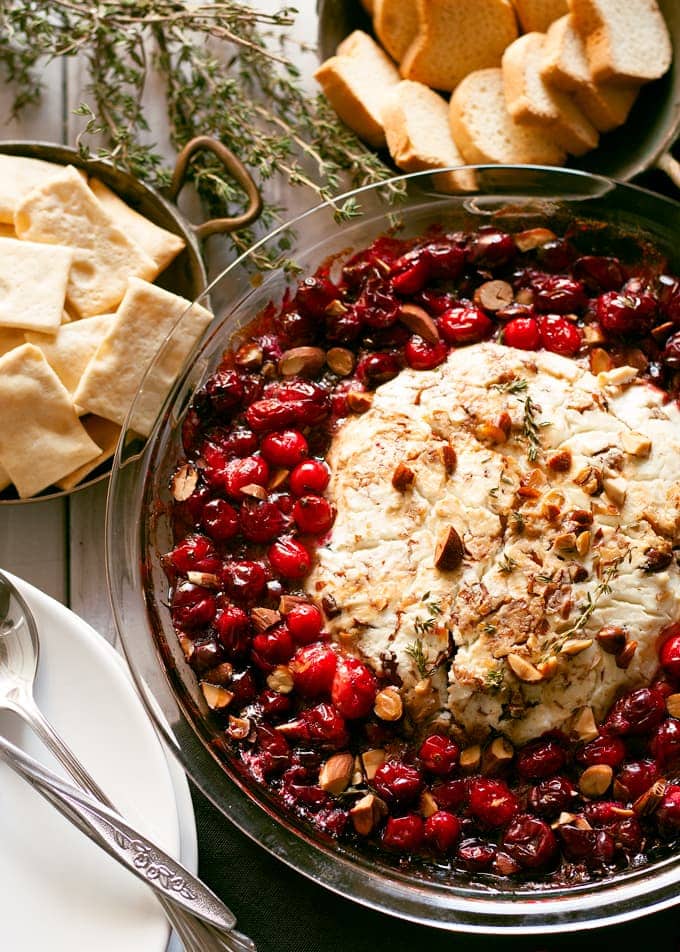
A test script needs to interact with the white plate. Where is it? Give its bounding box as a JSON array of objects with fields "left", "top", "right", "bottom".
[{"left": 0, "top": 572, "right": 197, "bottom": 952}]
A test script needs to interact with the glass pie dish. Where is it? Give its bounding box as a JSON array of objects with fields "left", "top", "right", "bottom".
[{"left": 106, "top": 166, "right": 680, "bottom": 933}]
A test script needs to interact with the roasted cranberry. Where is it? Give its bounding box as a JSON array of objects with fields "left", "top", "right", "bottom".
[
  {"left": 534, "top": 238, "right": 576, "bottom": 272},
  {"left": 576, "top": 734, "right": 626, "bottom": 769},
  {"left": 615, "top": 760, "right": 659, "bottom": 801},
  {"left": 660, "top": 626, "right": 680, "bottom": 679},
  {"left": 457, "top": 838, "right": 497, "bottom": 872},
  {"left": 583, "top": 800, "right": 630, "bottom": 827},
  {"left": 214, "top": 604, "right": 251, "bottom": 656},
  {"left": 573, "top": 256, "right": 625, "bottom": 292},
  {"left": 294, "top": 275, "right": 337, "bottom": 319},
  {"left": 222, "top": 560, "right": 267, "bottom": 604},
  {"left": 245, "top": 399, "right": 297, "bottom": 433},
  {"left": 165, "top": 533, "right": 221, "bottom": 576},
  {"left": 216, "top": 428, "right": 259, "bottom": 458},
  {"left": 424, "top": 239, "right": 466, "bottom": 279},
  {"left": 239, "top": 499, "right": 286, "bottom": 543},
  {"left": 657, "top": 784, "right": 680, "bottom": 830},
  {"left": 293, "top": 495, "right": 335, "bottom": 535},
  {"left": 424, "top": 811, "right": 462, "bottom": 853},
  {"left": 418, "top": 735, "right": 460, "bottom": 776},
  {"left": 502, "top": 316, "right": 540, "bottom": 350},
  {"left": 382, "top": 813, "right": 425, "bottom": 852},
  {"left": 432, "top": 778, "right": 469, "bottom": 812},
  {"left": 298, "top": 703, "right": 349, "bottom": 747},
  {"left": 528, "top": 776, "right": 579, "bottom": 818},
  {"left": 204, "top": 369, "right": 244, "bottom": 416},
  {"left": 373, "top": 760, "right": 424, "bottom": 807},
  {"left": 260, "top": 429, "right": 309, "bottom": 468},
  {"left": 651, "top": 718, "right": 680, "bottom": 766},
  {"left": 287, "top": 603, "right": 324, "bottom": 645},
  {"left": 468, "top": 230, "right": 516, "bottom": 267},
  {"left": 268, "top": 537, "right": 312, "bottom": 580},
  {"left": 468, "top": 778, "right": 519, "bottom": 828},
  {"left": 596, "top": 289, "right": 657, "bottom": 337},
  {"left": 190, "top": 639, "right": 225, "bottom": 674},
  {"left": 416, "top": 289, "right": 455, "bottom": 315},
  {"left": 516, "top": 738, "right": 567, "bottom": 779},
  {"left": 275, "top": 307, "right": 317, "bottom": 347},
  {"left": 439, "top": 305, "right": 493, "bottom": 345},
  {"left": 538, "top": 315, "right": 582, "bottom": 356},
  {"left": 532, "top": 275, "right": 587, "bottom": 314},
  {"left": 404, "top": 336, "right": 448, "bottom": 370},
  {"left": 331, "top": 656, "right": 377, "bottom": 719},
  {"left": 502, "top": 815, "right": 557, "bottom": 869},
  {"left": 255, "top": 724, "right": 291, "bottom": 776},
  {"left": 222, "top": 456, "right": 269, "bottom": 499},
  {"left": 557, "top": 822, "right": 615, "bottom": 866},
  {"left": 258, "top": 688, "right": 292, "bottom": 720},
  {"left": 289, "top": 459, "right": 330, "bottom": 496},
  {"left": 289, "top": 643, "right": 337, "bottom": 697},
  {"left": 199, "top": 499, "right": 240, "bottom": 542},
  {"left": 354, "top": 278, "right": 400, "bottom": 329},
  {"left": 171, "top": 581, "right": 216, "bottom": 629},
  {"left": 391, "top": 252, "right": 431, "bottom": 295},
  {"left": 604, "top": 687, "right": 667, "bottom": 736},
  {"left": 251, "top": 623, "right": 294, "bottom": 668},
  {"left": 356, "top": 352, "right": 400, "bottom": 387},
  {"left": 325, "top": 307, "right": 362, "bottom": 344},
  {"left": 223, "top": 667, "right": 255, "bottom": 707}
]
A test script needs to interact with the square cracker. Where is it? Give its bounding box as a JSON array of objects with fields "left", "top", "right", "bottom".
[
  {"left": 0, "top": 237, "right": 73, "bottom": 333},
  {"left": 0, "top": 154, "right": 82, "bottom": 224},
  {"left": 26, "top": 313, "right": 114, "bottom": 397},
  {"left": 14, "top": 165, "right": 157, "bottom": 317},
  {"left": 89, "top": 179, "right": 186, "bottom": 277},
  {"left": 0, "top": 327, "right": 25, "bottom": 357},
  {"left": 56, "top": 415, "right": 121, "bottom": 491},
  {"left": 0, "top": 461, "right": 10, "bottom": 493},
  {"left": 0, "top": 344, "right": 101, "bottom": 498},
  {"left": 73, "top": 277, "right": 213, "bottom": 436}
]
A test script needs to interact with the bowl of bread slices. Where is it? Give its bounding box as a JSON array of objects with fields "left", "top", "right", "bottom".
[{"left": 316, "top": 0, "right": 679, "bottom": 188}]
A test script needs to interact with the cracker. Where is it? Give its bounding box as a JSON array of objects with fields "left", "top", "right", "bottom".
[
  {"left": 14, "top": 165, "right": 157, "bottom": 317},
  {"left": 0, "top": 327, "right": 25, "bottom": 357},
  {"left": 55, "top": 416, "right": 121, "bottom": 491},
  {"left": 0, "top": 223, "right": 16, "bottom": 238},
  {"left": 89, "top": 179, "right": 186, "bottom": 277},
  {"left": 0, "top": 344, "right": 101, "bottom": 498},
  {"left": 73, "top": 278, "right": 213, "bottom": 436},
  {"left": 0, "top": 461, "right": 10, "bottom": 493},
  {"left": 26, "top": 313, "right": 114, "bottom": 397},
  {"left": 0, "top": 154, "right": 79, "bottom": 224},
  {"left": 0, "top": 237, "right": 73, "bottom": 333}
]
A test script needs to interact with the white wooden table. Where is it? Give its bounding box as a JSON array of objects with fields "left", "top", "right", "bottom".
[{"left": 0, "top": 3, "right": 320, "bottom": 644}]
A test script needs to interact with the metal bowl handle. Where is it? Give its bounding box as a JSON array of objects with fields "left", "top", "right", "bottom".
[
  {"left": 168, "top": 136, "right": 263, "bottom": 240},
  {"left": 656, "top": 151, "right": 680, "bottom": 190}
]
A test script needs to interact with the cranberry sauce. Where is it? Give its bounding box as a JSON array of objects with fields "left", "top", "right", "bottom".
[{"left": 162, "top": 223, "right": 680, "bottom": 885}]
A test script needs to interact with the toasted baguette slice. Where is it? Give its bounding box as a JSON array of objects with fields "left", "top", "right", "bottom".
[
  {"left": 381, "top": 81, "right": 476, "bottom": 192},
  {"left": 373, "top": 0, "right": 420, "bottom": 63},
  {"left": 449, "top": 68, "right": 566, "bottom": 165},
  {"left": 503, "top": 32, "right": 599, "bottom": 155},
  {"left": 315, "top": 31, "right": 400, "bottom": 148},
  {"left": 574, "top": 81, "right": 638, "bottom": 132},
  {"left": 400, "top": 0, "right": 518, "bottom": 93},
  {"left": 512, "top": 0, "right": 567, "bottom": 32},
  {"left": 569, "top": 0, "right": 671, "bottom": 85},
  {"left": 360, "top": 0, "right": 375, "bottom": 14}
]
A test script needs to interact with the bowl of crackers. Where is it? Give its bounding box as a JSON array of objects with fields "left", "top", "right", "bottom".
[{"left": 0, "top": 138, "right": 261, "bottom": 503}]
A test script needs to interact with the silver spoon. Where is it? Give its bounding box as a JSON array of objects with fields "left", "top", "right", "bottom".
[{"left": 0, "top": 570, "right": 256, "bottom": 952}]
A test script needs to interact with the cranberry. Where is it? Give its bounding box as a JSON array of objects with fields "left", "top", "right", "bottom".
[
  {"left": 424, "top": 811, "right": 462, "bottom": 853},
  {"left": 416, "top": 289, "right": 455, "bottom": 315},
  {"left": 216, "top": 428, "right": 259, "bottom": 458},
  {"left": 604, "top": 687, "right": 667, "bottom": 736},
  {"left": 289, "top": 643, "right": 337, "bottom": 696},
  {"left": 214, "top": 604, "right": 251, "bottom": 656},
  {"left": 260, "top": 429, "right": 309, "bottom": 468},
  {"left": 557, "top": 822, "right": 615, "bottom": 866},
  {"left": 532, "top": 275, "right": 587, "bottom": 314},
  {"left": 424, "top": 239, "right": 466, "bottom": 279},
  {"left": 255, "top": 724, "right": 291, "bottom": 776},
  {"left": 222, "top": 456, "right": 269, "bottom": 499},
  {"left": 251, "top": 623, "right": 294, "bottom": 669},
  {"left": 432, "top": 778, "right": 469, "bottom": 812},
  {"left": 573, "top": 256, "right": 625, "bottom": 292},
  {"left": 246, "top": 389, "right": 329, "bottom": 431},
  {"left": 502, "top": 316, "right": 540, "bottom": 350},
  {"left": 516, "top": 738, "right": 567, "bottom": 780},
  {"left": 171, "top": 581, "right": 216, "bottom": 629},
  {"left": 325, "top": 307, "right": 362, "bottom": 344},
  {"left": 596, "top": 290, "right": 657, "bottom": 337},
  {"left": 502, "top": 815, "right": 557, "bottom": 869},
  {"left": 239, "top": 499, "right": 286, "bottom": 543},
  {"left": 538, "top": 316, "right": 582, "bottom": 356},
  {"left": 373, "top": 760, "right": 424, "bottom": 807},
  {"left": 468, "top": 778, "right": 519, "bottom": 828},
  {"left": 166, "top": 533, "right": 221, "bottom": 576},
  {"left": 268, "top": 537, "right": 312, "bottom": 580},
  {"left": 660, "top": 627, "right": 680, "bottom": 679},
  {"left": 289, "top": 459, "right": 330, "bottom": 496},
  {"left": 356, "top": 352, "right": 400, "bottom": 387},
  {"left": 190, "top": 639, "right": 225, "bottom": 674},
  {"left": 354, "top": 278, "right": 400, "bottom": 329},
  {"left": 287, "top": 603, "right": 324, "bottom": 644},
  {"left": 404, "top": 336, "right": 448, "bottom": 370},
  {"left": 382, "top": 813, "right": 425, "bottom": 852},
  {"left": 418, "top": 735, "right": 460, "bottom": 776},
  {"left": 456, "top": 838, "right": 497, "bottom": 872},
  {"left": 275, "top": 307, "right": 316, "bottom": 347},
  {"left": 281, "top": 703, "right": 349, "bottom": 748},
  {"left": 294, "top": 275, "right": 337, "bottom": 319},
  {"left": 204, "top": 369, "right": 244, "bottom": 416},
  {"left": 258, "top": 689, "right": 292, "bottom": 720},
  {"left": 657, "top": 784, "right": 680, "bottom": 830},
  {"left": 535, "top": 238, "right": 576, "bottom": 272},
  {"left": 391, "top": 253, "right": 431, "bottom": 295},
  {"left": 439, "top": 305, "right": 493, "bottom": 345},
  {"left": 293, "top": 495, "right": 335, "bottom": 535},
  {"left": 228, "top": 666, "right": 258, "bottom": 707},
  {"left": 615, "top": 760, "right": 659, "bottom": 801},
  {"left": 199, "top": 499, "right": 240, "bottom": 542},
  {"left": 331, "top": 656, "right": 377, "bottom": 719},
  {"left": 576, "top": 734, "right": 626, "bottom": 769},
  {"left": 651, "top": 718, "right": 680, "bottom": 766},
  {"left": 468, "top": 230, "right": 516, "bottom": 267},
  {"left": 528, "top": 777, "right": 579, "bottom": 819},
  {"left": 222, "top": 560, "right": 267, "bottom": 604}
]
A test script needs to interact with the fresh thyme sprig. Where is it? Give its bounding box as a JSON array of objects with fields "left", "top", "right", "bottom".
[
  {"left": 0, "top": 1, "right": 403, "bottom": 267},
  {"left": 498, "top": 552, "right": 517, "bottom": 574},
  {"left": 522, "top": 394, "right": 550, "bottom": 462},
  {"left": 558, "top": 549, "right": 632, "bottom": 641},
  {"left": 491, "top": 378, "right": 528, "bottom": 395}
]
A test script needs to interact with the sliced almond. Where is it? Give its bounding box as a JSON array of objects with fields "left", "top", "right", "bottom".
[
  {"left": 576, "top": 530, "right": 591, "bottom": 557},
  {"left": 621, "top": 430, "right": 652, "bottom": 458},
  {"left": 483, "top": 736, "right": 514, "bottom": 775},
  {"left": 596, "top": 624, "right": 628, "bottom": 655},
  {"left": 319, "top": 752, "right": 354, "bottom": 795},
  {"left": 459, "top": 744, "right": 481, "bottom": 773},
  {"left": 325, "top": 298, "right": 348, "bottom": 316},
  {"left": 570, "top": 706, "right": 599, "bottom": 743},
  {"left": 278, "top": 593, "right": 310, "bottom": 614},
  {"left": 573, "top": 466, "right": 603, "bottom": 496},
  {"left": 506, "top": 653, "right": 543, "bottom": 683},
  {"left": 560, "top": 638, "right": 593, "bottom": 657},
  {"left": 598, "top": 365, "right": 638, "bottom": 388},
  {"left": 374, "top": 686, "right": 403, "bottom": 721},
  {"left": 399, "top": 303, "right": 439, "bottom": 343},
  {"left": 278, "top": 346, "right": 326, "bottom": 377},
  {"left": 474, "top": 421, "right": 508, "bottom": 444},
  {"left": 186, "top": 570, "right": 221, "bottom": 588},
  {"left": 326, "top": 346, "right": 355, "bottom": 376},
  {"left": 434, "top": 525, "right": 464, "bottom": 570},
  {"left": 178, "top": 635, "right": 194, "bottom": 662},
  {"left": 266, "top": 665, "right": 294, "bottom": 694},
  {"left": 347, "top": 390, "right": 373, "bottom": 413},
  {"left": 603, "top": 475, "right": 627, "bottom": 506},
  {"left": 235, "top": 341, "right": 264, "bottom": 370},
  {"left": 547, "top": 449, "right": 572, "bottom": 473},
  {"left": 584, "top": 329, "right": 607, "bottom": 352},
  {"left": 227, "top": 715, "right": 252, "bottom": 740},
  {"left": 204, "top": 661, "right": 234, "bottom": 686},
  {"left": 419, "top": 790, "right": 439, "bottom": 818},
  {"left": 240, "top": 482, "right": 267, "bottom": 500},
  {"left": 171, "top": 462, "right": 198, "bottom": 501},
  {"left": 514, "top": 227, "right": 556, "bottom": 252},
  {"left": 357, "top": 748, "right": 386, "bottom": 782},
  {"left": 579, "top": 764, "right": 613, "bottom": 798},
  {"left": 633, "top": 779, "right": 667, "bottom": 816},
  {"left": 473, "top": 279, "right": 514, "bottom": 312},
  {"left": 537, "top": 656, "right": 559, "bottom": 680},
  {"left": 615, "top": 640, "right": 638, "bottom": 669},
  {"left": 200, "top": 682, "right": 234, "bottom": 711},
  {"left": 441, "top": 443, "right": 457, "bottom": 475},
  {"left": 666, "top": 693, "right": 680, "bottom": 718},
  {"left": 251, "top": 607, "right": 282, "bottom": 632},
  {"left": 392, "top": 461, "right": 415, "bottom": 492},
  {"left": 553, "top": 531, "right": 577, "bottom": 552},
  {"left": 350, "top": 793, "right": 388, "bottom": 836}
]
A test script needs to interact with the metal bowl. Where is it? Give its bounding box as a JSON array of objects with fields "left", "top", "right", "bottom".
[
  {"left": 107, "top": 166, "right": 680, "bottom": 934},
  {"left": 0, "top": 137, "right": 261, "bottom": 504}
]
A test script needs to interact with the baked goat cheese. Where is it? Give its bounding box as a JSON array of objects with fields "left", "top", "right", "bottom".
[{"left": 307, "top": 342, "right": 680, "bottom": 744}]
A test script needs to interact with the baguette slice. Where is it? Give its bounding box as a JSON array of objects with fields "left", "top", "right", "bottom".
[
  {"left": 512, "top": 0, "right": 568, "bottom": 32},
  {"left": 315, "top": 31, "right": 400, "bottom": 148},
  {"left": 503, "top": 32, "right": 599, "bottom": 155},
  {"left": 400, "top": 0, "right": 518, "bottom": 93},
  {"left": 381, "top": 81, "right": 476, "bottom": 192},
  {"left": 449, "top": 68, "right": 566, "bottom": 165},
  {"left": 541, "top": 15, "right": 639, "bottom": 131},
  {"left": 569, "top": 0, "right": 672, "bottom": 85},
  {"left": 373, "top": 0, "right": 420, "bottom": 63}
]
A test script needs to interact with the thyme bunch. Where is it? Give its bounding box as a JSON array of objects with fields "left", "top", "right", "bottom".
[{"left": 0, "top": 1, "right": 402, "bottom": 266}]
